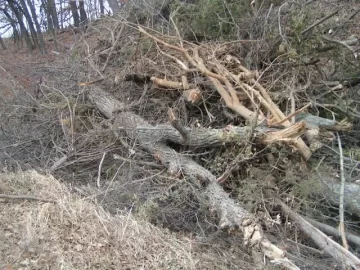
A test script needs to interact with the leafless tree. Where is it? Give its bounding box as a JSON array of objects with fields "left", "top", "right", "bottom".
[
  {"left": 107, "top": 0, "right": 120, "bottom": 14},
  {"left": 25, "top": 0, "right": 46, "bottom": 53},
  {"left": 69, "top": 0, "right": 80, "bottom": 27},
  {"left": 6, "top": 0, "right": 34, "bottom": 50},
  {"left": 78, "top": 0, "right": 87, "bottom": 24}
]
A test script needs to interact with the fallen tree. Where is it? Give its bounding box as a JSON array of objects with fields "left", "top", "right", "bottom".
[{"left": 87, "top": 85, "right": 301, "bottom": 269}]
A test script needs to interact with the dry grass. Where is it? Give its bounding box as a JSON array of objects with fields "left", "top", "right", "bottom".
[{"left": 0, "top": 170, "right": 254, "bottom": 270}]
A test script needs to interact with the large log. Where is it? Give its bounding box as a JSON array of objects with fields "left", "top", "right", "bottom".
[
  {"left": 88, "top": 87, "right": 306, "bottom": 148},
  {"left": 87, "top": 86, "right": 299, "bottom": 269}
]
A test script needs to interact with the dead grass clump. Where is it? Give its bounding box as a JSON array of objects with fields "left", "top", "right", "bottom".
[{"left": 0, "top": 170, "right": 254, "bottom": 269}]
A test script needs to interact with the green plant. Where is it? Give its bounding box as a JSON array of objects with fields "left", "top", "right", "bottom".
[{"left": 171, "top": 0, "right": 251, "bottom": 40}]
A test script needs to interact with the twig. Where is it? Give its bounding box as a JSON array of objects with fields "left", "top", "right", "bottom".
[
  {"left": 102, "top": 23, "right": 125, "bottom": 72},
  {"left": 272, "top": 103, "right": 312, "bottom": 126},
  {"left": 301, "top": 9, "right": 340, "bottom": 35},
  {"left": 0, "top": 194, "right": 55, "bottom": 203},
  {"left": 305, "top": 216, "right": 360, "bottom": 247},
  {"left": 97, "top": 152, "right": 107, "bottom": 188},
  {"left": 337, "top": 132, "right": 349, "bottom": 250}
]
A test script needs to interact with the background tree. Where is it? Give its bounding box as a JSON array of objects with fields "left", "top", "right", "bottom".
[
  {"left": 99, "top": 0, "right": 104, "bottom": 15},
  {"left": 69, "top": 0, "right": 80, "bottom": 27},
  {"left": 6, "top": 0, "right": 34, "bottom": 50},
  {"left": 0, "top": 7, "right": 21, "bottom": 46},
  {"left": 16, "top": 0, "right": 41, "bottom": 50},
  {"left": 107, "top": 0, "right": 120, "bottom": 14},
  {"left": 78, "top": 0, "right": 87, "bottom": 24},
  {"left": 25, "top": 0, "right": 46, "bottom": 53},
  {"left": 47, "top": 0, "right": 59, "bottom": 30}
]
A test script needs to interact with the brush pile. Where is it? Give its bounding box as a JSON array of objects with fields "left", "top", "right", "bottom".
[{"left": 1, "top": 0, "right": 360, "bottom": 269}]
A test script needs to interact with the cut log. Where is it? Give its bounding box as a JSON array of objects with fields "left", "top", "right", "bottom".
[
  {"left": 88, "top": 87, "right": 306, "bottom": 148},
  {"left": 87, "top": 85, "right": 300, "bottom": 269}
]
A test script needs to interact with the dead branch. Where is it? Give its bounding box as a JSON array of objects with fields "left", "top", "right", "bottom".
[
  {"left": 168, "top": 108, "right": 189, "bottom": 142},
  {"left": 138, "top": 27, "right": 261, "bottom": 122},
  {"left": 301, "top": 9, "right": 340, "bottom": 35},
  {"left": 0, "top": 194, "right": 56, "bottom": 203},
  {"left": 87, "top": 86, "right": 300, "bottom": 269},
  {"left": 274, "top": 197, "right": 360, "bottom": 269},
  {"left": 151, "top": 77, "right": 188, "bottom": 89},
  {"left": 273, "top": 103, "right": 312, "bottom": 126},
  {"left": 138, "top": 27, "right": 312, "bottom": 159},
  {"left": 305, "top": 217, "right": 360, "bottom": 248},
  {"left": 322, "top": 36, "right": 357, "bottom": 57},
  {"left": 337, "top": 133, "right": 349, "bottom": 250},
  {"left": 102, "top": 23, "right": 125, "bottom": 72}
]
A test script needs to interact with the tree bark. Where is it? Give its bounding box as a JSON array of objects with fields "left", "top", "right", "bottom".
[
  {"left": 107, "top": 0, "right": 120, "bottom": 14},
  {"left": 26, "top": 0, "right": 46, "bottom": 54},
  {"left": 78, "top": 0, "right": 87, "bottom": 24},
  {"left": 86, "top": 86, "right": 299, "bottom": 269},
  {"left": 69, "top": 0, "right": 80, "bottom": 27}
]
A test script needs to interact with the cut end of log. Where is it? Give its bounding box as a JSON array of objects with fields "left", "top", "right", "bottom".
[
  {"left": 263, "top": 121, "right": 306, "bottom": 143},
  {"left": 183, "top": 88, "right": 202, "bottom": 104}
]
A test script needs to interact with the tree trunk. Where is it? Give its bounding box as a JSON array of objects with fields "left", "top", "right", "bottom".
[
  {"left": 26, "top": 0, "right": 46, "bottom": 54},
  {"left": 47, "top": 0, "right": 59, "bottom": 29},
  {"left": 85, "top": 86, "right": 300, "bottom": 269},
  {"left": 6, "top": 0, "right": 34, "bottom": 51},
  {"left": 59, "top": 0, "right": 64, "bottom": 29},
  {"left": 78, "top": 0, "right": 87, "bottom": 24},
  {"left": 1, "top": 8, "right": 20, "bottom": 46},
  {"left": 107, "top": 0, "right": 120, "bottom": 14},
  {"left": 99, "top": 0, "right": 104, "bottom": 14},
  {"left": 69, "top": 0, "right": 80, "bottom": 27},
  {"left": 17, "top": 0, "right": 41, "bottom": 51},
  {"left": 41, "top": 0, "right": 53, "bottom": 31},
  {"left": 0, "top": 36, "right": 7, "bottom": 50}
]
